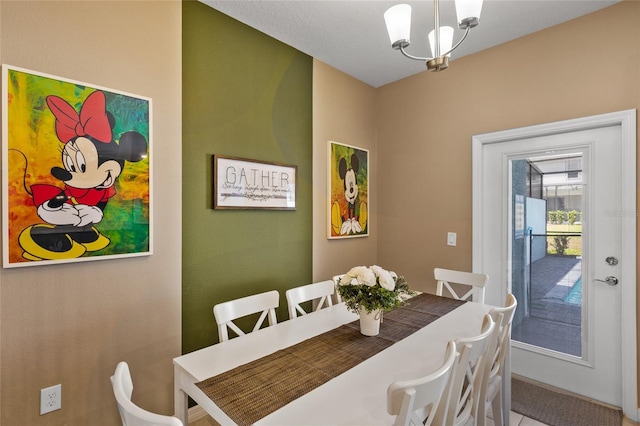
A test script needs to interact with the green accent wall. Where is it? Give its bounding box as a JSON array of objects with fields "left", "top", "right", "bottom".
[{"left": 182, "top": 1, "right": 313, "bottom": 354}]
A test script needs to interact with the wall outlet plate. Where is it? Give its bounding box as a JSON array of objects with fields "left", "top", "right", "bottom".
[{"left": 40, "top": 384, "right": 61, "bottom": 415}]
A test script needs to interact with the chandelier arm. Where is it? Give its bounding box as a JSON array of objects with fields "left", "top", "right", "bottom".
[
  {"left": 441, "top": 26, "right": 470, "bottom": 58},
  {"left": 399, "top": 45, "right": 432, "bottom": 62}
]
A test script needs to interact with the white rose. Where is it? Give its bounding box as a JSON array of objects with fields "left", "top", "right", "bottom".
[
  {"left": 371, "top": 265, "right": 396, "bottom": 290},
  {"left": 378, "top": 270, "right": 396, "bottom": 291},
  {"left": 340, "top": 266, "right": 366, "bottom": 286},
  {"left": 357, "top": 268, "right": 376, "bottom": 286}
]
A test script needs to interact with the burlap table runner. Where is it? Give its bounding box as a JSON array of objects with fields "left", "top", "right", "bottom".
[{"left": 196, "top": 293, "right": 465, "bottom": 425}]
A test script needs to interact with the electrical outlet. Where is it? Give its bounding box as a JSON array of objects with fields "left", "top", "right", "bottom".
[{"left": 40, "top": 384, "right": 61, "bottom": 415}]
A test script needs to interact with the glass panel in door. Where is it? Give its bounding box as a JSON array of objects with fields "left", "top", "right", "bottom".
[{"left": 510, "top": 154, "right": 583, "bottom": 357}]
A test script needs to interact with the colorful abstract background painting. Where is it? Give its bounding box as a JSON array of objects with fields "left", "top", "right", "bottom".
[{"left": 3, "top": 66, "right": 151, "bottom": 267}]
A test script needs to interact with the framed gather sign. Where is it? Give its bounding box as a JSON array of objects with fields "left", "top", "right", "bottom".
[{"left": 213, "top": 155, "right": 297, "bottom": 210}]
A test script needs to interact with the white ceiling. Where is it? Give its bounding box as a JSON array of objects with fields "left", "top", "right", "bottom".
[{"left": 200, "top": 0, "right": 620, "bottom": 88}]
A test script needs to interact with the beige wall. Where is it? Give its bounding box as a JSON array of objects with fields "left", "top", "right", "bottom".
[
  {"left": 375, "top": 1, "right": 640, "bottom": 295},
  {"left": 312, "top": 60, "right": 379, "bottom": 280},
  {"left": 312, "top": 8, "right": 639, "bottom": 388},
  {"left": 0, "top": 0, "right": 637, "bottom": 423},
  {"left": 0, "top": 2, "right": 182, "bottom": 424}
]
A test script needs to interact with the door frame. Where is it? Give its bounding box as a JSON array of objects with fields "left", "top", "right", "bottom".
[{"left": 471, "top": 110, "right": 637, "bottom": 420}]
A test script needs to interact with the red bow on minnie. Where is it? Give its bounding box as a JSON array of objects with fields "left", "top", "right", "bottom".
[{"left": 46, "top": 91, "right": 112, "bottom": 144}]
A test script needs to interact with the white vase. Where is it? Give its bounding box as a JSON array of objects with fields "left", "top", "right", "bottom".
[{"left": 359, "top": 307, "right": 381, "bottom": 336}]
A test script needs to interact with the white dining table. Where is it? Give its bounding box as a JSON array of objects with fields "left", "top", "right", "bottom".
[{"left": 173, "top": 297, "right": 501, "bottom": 425}]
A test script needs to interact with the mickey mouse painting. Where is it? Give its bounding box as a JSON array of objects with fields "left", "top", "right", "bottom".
[
  {"left": 4, "top": 66, "right": 151, "bottom": 266},
  {"left": 329, "top": 141, "right": 368, "bottom": 238}
]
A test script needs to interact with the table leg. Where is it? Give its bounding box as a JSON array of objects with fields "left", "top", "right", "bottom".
[
  {"left": 503, "top": 339, "right": 511, "bottom": 426},
  {"left": 174, "top": 370, "right": 188, "bottom": 424}
]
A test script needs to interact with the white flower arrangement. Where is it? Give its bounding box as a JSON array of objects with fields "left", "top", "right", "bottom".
[{"left": 337, "top": 265, "right": 415, "bottom": 314}]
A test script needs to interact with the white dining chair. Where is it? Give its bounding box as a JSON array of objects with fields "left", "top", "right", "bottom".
[
  {"left": 434, "top": 268, "right": 489, "bottom": 304},
  {"left": 285, "top": 280, "right": 334, "bottom": 319},
  {"left": 213, "top": 290, "right": 279, "bottom": 342},
  {"left": 478, "top": 293, "right": 518, "bottom": 426},
  {"left": 332, "top": 274, "right": 344, "bottom": 303},
  {"left": 111, "top": 361, "right": 183, "bottom": 426},
  {"left": 387, "top": 340, "right": 458, "bottom": 426},
  {"left": 434, "top": 314, "right": 497, "bottom": 426}
]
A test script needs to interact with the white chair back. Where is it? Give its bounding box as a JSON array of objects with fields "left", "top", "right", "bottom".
[
  {"left": 435, "top": 314, "right": 497, "bottom": 426},
  {"left": 387, "top": 341, "right": 458, "bottom": 426},
  {"left": 111, "top": 362, "right": 183, "bottom": 426},
  {"left": 286, "top": 280, "right": 334, "bottom": 319},
  {"left": 434, "top": 268, "right": 489, "bottom": 304},
  {"left": 479, "top": 293, "right": 518, "bottom": 426},
  {"left": 213, "top": 290, "right": 279, "bottom": 342}
]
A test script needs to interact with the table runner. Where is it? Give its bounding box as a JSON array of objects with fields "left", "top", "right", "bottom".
[{"left": 196, "top": 293, "right": 465, "bottom": 425}]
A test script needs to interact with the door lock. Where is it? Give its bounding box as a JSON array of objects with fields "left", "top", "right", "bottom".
[
  {"left": 605, "top": 256, "right": 619, "bottom": 266},
  {"left": 595, "top": 276, "right": 619, "bottom": 286}
]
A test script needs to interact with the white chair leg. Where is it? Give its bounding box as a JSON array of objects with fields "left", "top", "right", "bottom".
[
  {"left": 477, "top": 399, "right": 487, "bottom": 426},
  {"left": 491, "top": 389, "right": 503, "bottom": 426}
]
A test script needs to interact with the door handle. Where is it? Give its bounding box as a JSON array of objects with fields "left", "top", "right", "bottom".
[{"left": 595, "top": 276, "right": 619, "bottom": 286}]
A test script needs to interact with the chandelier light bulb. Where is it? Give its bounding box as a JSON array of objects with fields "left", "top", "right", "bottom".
[
  {"left": 384, "top": 4, "right": 412, "bottom": 50},
  {"left": 428, "top": 26, "right": 454, "bottom": 59},
  {"left": 455, "top": 0, "right": 483, "bottom": 29},
  {"left": 384, "top": 0, "right": 483, "bottom": 72}
]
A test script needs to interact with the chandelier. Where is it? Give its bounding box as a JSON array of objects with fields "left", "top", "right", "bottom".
[{"left": 384, "top": 0, "right": 483, "bottom": 72}]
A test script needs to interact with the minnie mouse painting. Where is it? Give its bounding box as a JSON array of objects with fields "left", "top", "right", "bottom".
[
  {"left": 329, "top": 142, "right": 368, "bottom": 238},
  {"left": 3, "top": 66, "right": 151, "bottom": 266},
  {"left": 17, "top": 91, "right": 148, "bottom": 261}
]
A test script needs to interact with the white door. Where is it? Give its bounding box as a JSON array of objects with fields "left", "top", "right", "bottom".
[{"left": 472, "top": 110, "right": 637, "bottom": 419}]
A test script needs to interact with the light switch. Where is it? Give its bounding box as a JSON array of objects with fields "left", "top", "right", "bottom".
[{"left": 447, "top": 232, "right": 457, "bottom": 246}]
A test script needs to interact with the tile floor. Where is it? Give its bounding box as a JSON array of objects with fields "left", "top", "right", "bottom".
[{"left": 487, "top": 411, "right": 549, "bottom": 426}]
